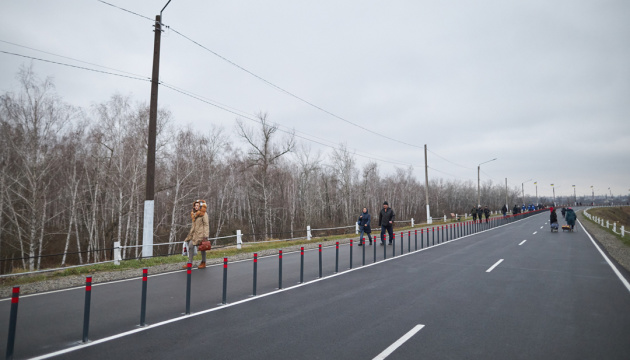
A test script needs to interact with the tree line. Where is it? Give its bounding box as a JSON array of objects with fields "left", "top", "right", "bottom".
[{"left": 1, "top": 67, "right": 530, "bottom": 273}]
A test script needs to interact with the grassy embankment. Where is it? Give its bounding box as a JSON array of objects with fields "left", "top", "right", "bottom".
[{"left": 584, "top": 206, "right": 630, "bottom": 246}]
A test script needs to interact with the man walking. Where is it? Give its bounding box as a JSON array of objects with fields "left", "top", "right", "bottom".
[
  {"left": 379, "top": 201, "right": 396, "bottom": 245},
  {"left": 501, "top": 204, "right": 508, "bottom": 218}
]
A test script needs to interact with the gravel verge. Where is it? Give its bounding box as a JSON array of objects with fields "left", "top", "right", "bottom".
[{"left": 579, "top": 211, "right": 630, "bottom": 273}]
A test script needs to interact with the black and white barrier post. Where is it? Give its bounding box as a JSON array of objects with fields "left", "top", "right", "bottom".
[
  {"left": 83, "top": 276, "right": 92, "bottom": 342},
  {"left": 140, "top": 268, "right": 148, "bottom": 326},
  {"left": 6, "top": 287, "right": 19, "bottom": 360}
]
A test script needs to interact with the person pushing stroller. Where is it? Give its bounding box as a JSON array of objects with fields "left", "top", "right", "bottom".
[{"left": 550, "top": 207, "right": 559, "bottom": 232}]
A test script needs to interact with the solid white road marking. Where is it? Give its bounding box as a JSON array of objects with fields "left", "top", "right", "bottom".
[
  {"left": 518, "top": 240, "right": 527, "bottom": 246},
  {"left": 579, "top": 220, "right": 630, "bottom": 293},
  {"left": 533, "top": 231, "right": 538, "bottom": 235},
  {"left": 373, "top": 324, "right": 425, "bottom": 360},
  {"left": 486, "top": 259, "right": 504, "bottom": 272}
]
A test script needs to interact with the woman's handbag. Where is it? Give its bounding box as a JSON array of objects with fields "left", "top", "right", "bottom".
[{"left": 198, "top": 238, "right": 212, "bottom": 251}]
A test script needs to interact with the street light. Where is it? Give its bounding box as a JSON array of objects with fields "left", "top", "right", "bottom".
[
  {"left": 591, "top": 185, "right": 594, "bottom": 205},
  {"left": 478, "top": 158, "right": 497, "bottom": 207},
  {"left": 572, "top": 185, "right": 576, "bottom": 206},
  {"left": 522, "top": 179, "right": 533, "bottom": 207},
  {"left": 551, "top": 183, "right": 556, "bottom": 207},
  {"left": 609, "top": 187, "right": 613, "bottom": 205},
  {"left": 534, "top": 181, "right": 538, "bottom": 206}
]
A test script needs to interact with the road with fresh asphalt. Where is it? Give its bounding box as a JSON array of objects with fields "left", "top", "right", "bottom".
[{"left": 2, "top": 211, "right": 630, "bottom": 359}]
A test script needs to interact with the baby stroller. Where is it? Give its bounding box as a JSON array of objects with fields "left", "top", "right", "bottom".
[{"left": 550, "top": 222, "right": 559, "bottom": 232}]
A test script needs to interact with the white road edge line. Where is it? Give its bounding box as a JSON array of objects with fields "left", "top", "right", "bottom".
[
  {"left": 486, "top": 259, "right": 504, "bottom": 272},
  {"left": 578, "top": 220, "right": 630, "bottom": 293},
  {"left": 533, "top": 231, "right": 538, "bottom": 235},
  {"left": 518, "top": 240, "right": 527, "bottom": 246},
  {"left": 373, "top": 324, "right": 425, "bottom": 360}
]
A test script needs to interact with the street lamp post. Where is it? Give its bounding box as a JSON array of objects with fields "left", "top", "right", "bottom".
[
  {"left": 591, "top": 186, "right": 594, "bottom": 205},
  {"left": 609, "top": 187, "right": 613, "bottom": 205},
  {"left": 477, "top": 158, "right": 497, "bottom": 207},
  {"left": 572, "top": 185, "right": 576, "bottom": 206},
  {"left": 522, "top": 179, "right": 532, "bottom": 207},
  {"left": 551, "top": 184, "right": 556, "bottom": 207},
  {"left": 534, "top": 181, "right": 538, "bottom": 206}
]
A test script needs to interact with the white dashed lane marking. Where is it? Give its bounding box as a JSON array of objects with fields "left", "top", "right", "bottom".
[
  {"left": 373, "top": 325, "right": 425, "bottom": 360},
  {"left": 486, "top": 259, "right": 504, "bottom": 273},
  {"left": 519, "top": 240, "right": 527, "bottom": 246}
]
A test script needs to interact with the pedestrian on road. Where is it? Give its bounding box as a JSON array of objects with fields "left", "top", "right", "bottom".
[
  {"left": 184, "top": 199, "right": 209, "bottom": 269},
  {"left": 484, "top": 206, "right": 490, "bottom": 223},
  {"left": 379, "top": 201, "right": 396, "bottom": 245},
  {"left": 357, "top": 207, "right": 372, "bottom": 245},
  {"left": 550, "top": 207, "right": 558, "bottom": 224},
  {"left": 565, "top": 207, "right": 577, "bottom": 231},
  {"left": 512, "top": 205, "right": 519, "bottom": 215},
  {"left": 561, "top": 207, "right": 567, "bottom": 219},
  {"left": 501, "top": 204, "right": 508, "bottom": 218},
  {"left": 471, "top": 207, "right": 477, "bottom": 221}
]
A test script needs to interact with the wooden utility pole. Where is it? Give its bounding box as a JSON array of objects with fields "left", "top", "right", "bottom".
[{"left": 144, "top": 1, "right": 171, "bottom": 257}]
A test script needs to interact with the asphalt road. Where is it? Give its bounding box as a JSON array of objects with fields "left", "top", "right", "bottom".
[{"left": 2, "top": 211, "right": 630, "bottom": 359}]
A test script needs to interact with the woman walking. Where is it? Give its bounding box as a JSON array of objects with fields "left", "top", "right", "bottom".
[
  {"left": 357, "top": 207, "right": 372, "bottom": 245},
  {"left": 184, "top": 199, "right": 209, "bottom": 269}
]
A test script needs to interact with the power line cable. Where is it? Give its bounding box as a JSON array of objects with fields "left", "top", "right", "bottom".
[
  {"left": 0, "top": 39, "right": 149, "bottom": 79},
  {"left": 160, "top": 82, "right": 417, "bottom": 167},
  {"left": 0, "top": 50, "right": 151, "bottom": 82},
  {"left": 427, "top": 149, "right": 473, "bottom": 170},
  {"left": 1, "top": 46, "right": 416, "bottom": 169},
  {"left": 167, "top": 26, "right": 426, "bottom": 150},
  {"left": 93, "top": 1, "right": 429, "bottom": 152},
  {"left": 95, "top": 0, "right": 154, "bottom": 21}
]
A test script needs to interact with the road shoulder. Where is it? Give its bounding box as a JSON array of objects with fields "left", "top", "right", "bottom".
[{"left": 579, "top": 211, "right": 630, "bottom": 274}]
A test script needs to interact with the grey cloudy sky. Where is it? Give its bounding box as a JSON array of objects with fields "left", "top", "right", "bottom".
[{"left": 1, "top": 0, "right": 629, "bottom": 200}]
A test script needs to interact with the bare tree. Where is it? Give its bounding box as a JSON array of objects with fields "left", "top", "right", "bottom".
[{"left": 235, "top": 113, "right": 294, "bottom": 238}]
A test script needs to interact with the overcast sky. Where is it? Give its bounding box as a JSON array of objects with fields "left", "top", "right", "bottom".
[{"left": 1, "top": 0, "right": 629, "bottom": 200}]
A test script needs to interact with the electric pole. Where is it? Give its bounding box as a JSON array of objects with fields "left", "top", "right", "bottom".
[
  {"left": 143, "top": 1, "right": 172, "bottom": 258},
  {"left": 424, "top": 144, "right": 431, "bottom": 224}
]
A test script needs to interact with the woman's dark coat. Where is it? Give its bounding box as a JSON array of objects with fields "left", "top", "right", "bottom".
[{"left": 358, "top": 211, "right": 371, "bottom": 233}]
